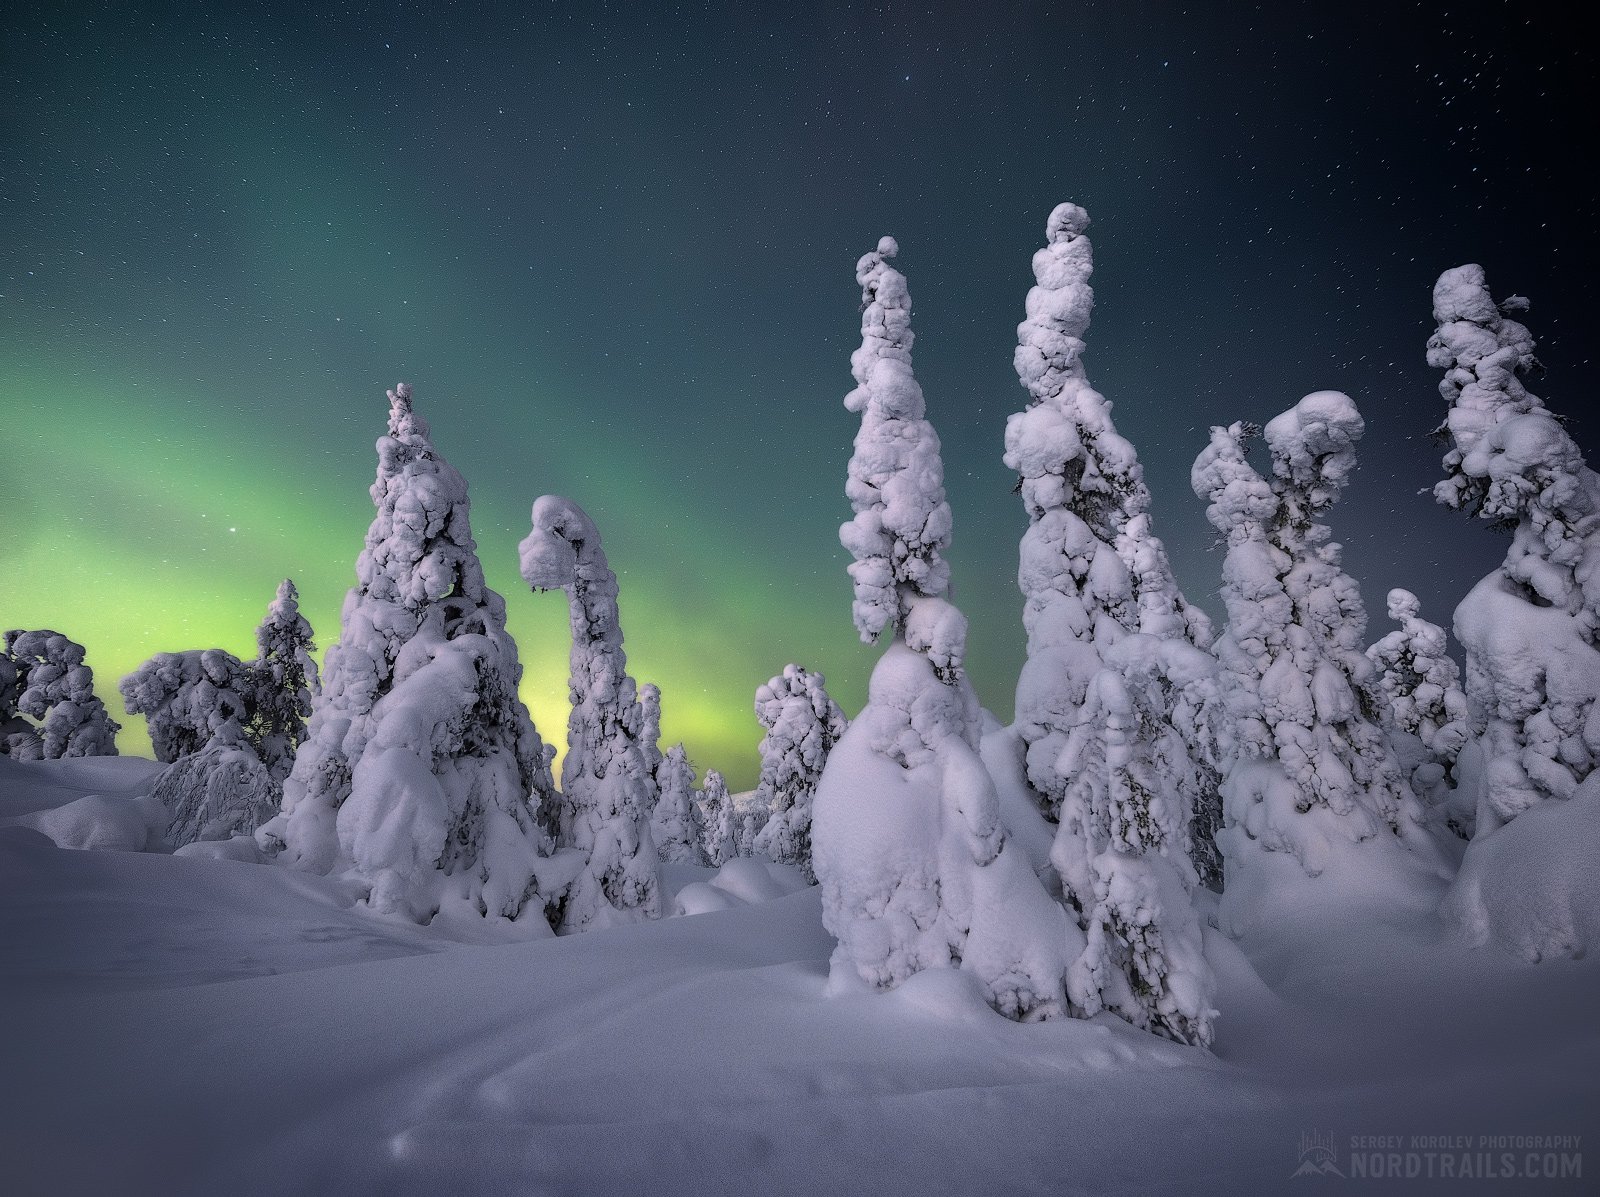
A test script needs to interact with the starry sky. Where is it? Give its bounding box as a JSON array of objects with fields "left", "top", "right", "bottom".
[{"left": 3, "top": 2, "right": 1595, "bottom": 788}]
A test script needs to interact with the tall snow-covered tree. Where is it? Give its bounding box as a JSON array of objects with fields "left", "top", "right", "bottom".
[
  {"left": 1367, "top": 588, "right": 1471, "bottom": 834},
  {"left": 1002, "top": 202, "right": 1223, "bottom": 891},
  {"left": 750, "top": 664, "right": 847, "bottom": 882},
  {"left": 247, "top": 578, "right": 319, "bottom": 785},
  {"left": 652, "top": 743, "right": 705, "bottom": 866},
  {"left": 813, "top": 236, "right": 1071, "bottom": 1021},
  {"left": 698, "top": 769, "right": 736, "bottom": 867},
  {"left": 520, "top": 494, "right": 662, "bottom": 931},
  {"left": 258, "top": 384, "right": 557, "bottom": 927},
  {"left": 1426, "top": 264, "right": 1600, "bottom": 834},
  {"left": 1191, "top": 394, "right": 1435, "bottom": 931},
  {"left": 1, "top": 629, "right": 120, "bottom": 759}
]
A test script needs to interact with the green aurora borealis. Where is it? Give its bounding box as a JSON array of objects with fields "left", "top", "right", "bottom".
[{"left": 4, "top": 4, "right": 1595, "bottom": 788}]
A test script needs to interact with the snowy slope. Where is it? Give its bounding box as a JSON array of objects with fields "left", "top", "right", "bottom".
[{"left": 1, "top": 758, "right": 1595, "bottom": 1196}]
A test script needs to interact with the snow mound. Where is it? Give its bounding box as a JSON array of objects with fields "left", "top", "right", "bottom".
[
  {"left": 671, "top": 857, "right": 810, "bottom": 917},
  {"left": 1441, "top": 773, "right": 1600, "bottom": 962},
  {"left": 7, "top": 791, "right": 167, "bottom": 852}
]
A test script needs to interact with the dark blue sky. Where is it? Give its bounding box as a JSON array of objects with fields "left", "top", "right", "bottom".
[{"left": 4, "top": 1, "right": 1595, "bottom": 785}]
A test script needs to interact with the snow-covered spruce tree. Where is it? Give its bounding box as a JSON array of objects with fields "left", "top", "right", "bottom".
[
  {"left": 1002, "top": 203, "right": 1224, "bottom": 891},
  {"left": 750, "top": 664, "right": 847, "bottom": 882},
  {"left": 698, "top": 769, "right": 737, "bottom": 867},
  {"left": 1057, "top": 640, "right": 1215, "bottom": 1045},
  {"left": 121, "top": 649, "right": 251, "bottom": 764},
  {"left": 638, "top": 682, "right": 664, "bottom": 790},
  {"left": 1427, "top": 265, "right": 1600, "bottom": 833},
  {"left": 519, "top": 494, "right": 662, "bottom": 931},
  {"left": 257, "top": 384, "right": 557, "bottom": 926},
  {"left": 1367, "top": 588, "right": 1472, "bottom": 835},
  {"left": 2, "top": 629, "right": 120, "bottom": 759},
  {"left": 813, "top": 236, "right": 1071, "bottom": 1020},
  {"left": 246, "top": 578, "right": 320, "bottom": 785},
  {"left": 652, "top": 743, "right": 706, "bottom": 866},
  {"left": 1191, "top": 394, "right": 1436, "bottom": 931}
]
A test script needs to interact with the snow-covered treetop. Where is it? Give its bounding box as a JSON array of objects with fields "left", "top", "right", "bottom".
[
  {"left": 121, "top": 648, "right": 250, "bottom": 764},
  {"left": 357, "top": 383, "right": 489, "bottom": 611},
  {"left": 1263, "top": 389, "right": 1364, "bottom": 533},
  {"left": 839, "top": 237, "right": 957, "bottom": 655},
  {"left": 1429, "top": 264, "right": 1600, "bottom": 629},
  {"left": 1005, "top": 203, "right": 1211, "bottom": 647}
]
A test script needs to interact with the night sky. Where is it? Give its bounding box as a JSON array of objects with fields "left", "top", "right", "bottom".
[{"left": 4, "top": 2, "right": 1595, "bottom": 788}]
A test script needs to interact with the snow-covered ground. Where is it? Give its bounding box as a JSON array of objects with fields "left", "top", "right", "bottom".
[{"left": 2, "top": 757, "right": 1594, "bottom": 1195}]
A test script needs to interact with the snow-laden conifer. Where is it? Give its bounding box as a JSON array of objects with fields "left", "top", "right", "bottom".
[
  {"left": 1367, "top": 588, "right": 1471, "bottom": 834},
  {"left": 1058, "top": 640, "right": 1216, "bottom": 1045},
  {"left": 259, "top": 384, "right": 557, "bottom": 927},
  {"left": 1427, "top": 265, "right": 1600, "bottom": 833},
  {"left": 652, "top": 743, "right": 705, "bottom": 866},
  {"left": 248, "top": 578, "right": 319, "bottom": 785},
  {"left": 814, "top": 237, "right": 1071, "bottom": 1021},
  {"left": 751, "top": 664, "right": 847, "bottom": 882},
  {"left": 2, "top": 629, "right": 120, "bottom": 759},
  {"left": 121, "top": 649, "right": 251, "bottom": 765},
  {"left": 1002, "top": 203, "right": 1222, "bottom": 888},
  {"left": 698, "top": 770, "right": 736, "bottom": 867},
  {"left": 638, "top": 682, "right": 664, "bottom": 790},
  {"left": 1192, "top": 394, "right": 1435, "bottom": 931},
  {"left": 520, "top": 494, "right": 662, "bottom": 931}
]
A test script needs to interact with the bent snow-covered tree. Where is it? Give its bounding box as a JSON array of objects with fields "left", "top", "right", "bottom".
[
  {"left": 258, "top": 383, "right": 557, "bottom": 926},
  {"left": 751, "top": 664, "right": 848, "bottom": 882},
  {"left": 520, "top": 495, "right": 662, "bottom": 931},
  {"left": 2, "top": 629, "right": 120, "bottom": 759},
  {"left": 813, "top": 236, "right": 1071, "bottom": 1021},
  {"left": 1002, "top": 202, "right": 1224, "bottom": 893},
  {"left": 1426, "top": 264, "right": 1600, "bottom": 834},
  {"left": 1192, "top": 394, "right": 1436, "bottom": 933},
  {"left": 1367, "top": 588, "right": 1471, "bottom": 835}
]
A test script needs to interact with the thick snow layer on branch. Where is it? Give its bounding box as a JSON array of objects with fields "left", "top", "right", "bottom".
[
  {"left": 260, "top": 384, "right": 556, "bottom": 929},
  {"left": 521, "top": 494, "right": 661, "bottom": 931}
]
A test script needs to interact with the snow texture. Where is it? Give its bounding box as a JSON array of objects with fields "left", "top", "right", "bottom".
[
  {"left": 750, "top": 664, "right": 848, "bottom": 882},
  {"left": 1428, "top": 264, "right": 1600, "bottom": 841},
  {"left": 258, "top": 384, "right": 557, "bottom": 928},
  {"left": 1191, "top": 396, "right": 1439, "bottom": 935},
  {"left": 1, "top": 629, "right": 120, "bottom": 759},
  {"left": 1002, "top": 204, "right": 1221, "bottom": 894},
  {"left": 520, "top": 494, "right": 662, "bottom": 932},
  {"left": 1367, "top": 588, "right": 1472, "bottom": 835},
  {"left": 652, "top": 743, "right": 706, "bottom": 866}
]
